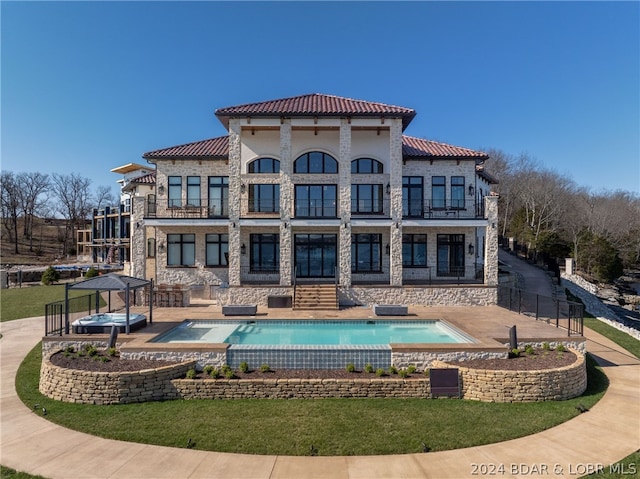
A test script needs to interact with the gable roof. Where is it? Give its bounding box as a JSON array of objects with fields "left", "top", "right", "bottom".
[
  {"left": 215, "top": 93, "right": 417, "bottom": 130},
  {"left": 68, "top": 273, "right": 150, "bottom": 291},
  {"left": 402, "top": 135, "right": 488, "bottom": 160},
  {"left": 142, "top": 134, "right": 487, "bottom": 162}
]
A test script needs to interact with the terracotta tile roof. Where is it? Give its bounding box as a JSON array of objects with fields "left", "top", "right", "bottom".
[
  {"left": 476, "top": 165, "right": 499, "bottom": 184},
  {"left": 130, "top": 172, "right": 156, "bottom": 184},
  {"left": 215, "top": 93, "right": 416, "bottom": 130},
  {"left": 142, "top": 136, "right": 229, "bottom": 160},
  {"left": 402, "top": 135, "right": 488, "bottom": 160}
]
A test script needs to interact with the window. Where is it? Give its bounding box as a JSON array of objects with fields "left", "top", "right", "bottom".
[
  {"left": 295, "top": 185, "right": 337, "bottom": 217},
  {"left": 187, "top": 176, "right": 201, "bottom": 207},
  {"left": 146, "top": 194, "right": 157, "bottom": 216},
  {"left": 437, "top": 234, "right": 464, "bottom": 277},
  {"left": 351, "top": 184, "right": 384, "bottom": 214},
  {"left": 249, "top": 184, "right": 280, "bottom": 213},
  {"left": 294, "top": 151, "right": 338, "bottom": 173},
  {"left": 250, "top": 234, "right": 279, "bottom": 272},
  {"left": 208, "top": 176, "right": 229, "bottom": 217},
  {"left": 351, "top": 158, "right": 383, "bottom": 174},
  {"left": 403, "top": 176, "right": 423, "bottom": 217},
  {"left": 167, "top": 234, "right": 195, "bottom": 266},
  {"left": 147, "top": 238, "right": 156, "bottom": 258},
  {"left": 402, "top": 234, "right": 427, "bottom": 267},
  {"left": 451, "top": 176, "right": 465, "bottom": 209},
  {"left": 206, "top": 234, "right": 228, "bottom": 267},
  {"left": 248, "top": 158, "right": 280, "bottom": 173},
  {"left": 168, "top": 176, "right": 182, "bottom": 207},
  {"left": 351, "top": 234, "right": 382, "bottom": 273},
  {"left": 432, "top": 176, "right": 446, "bottom": 209}
]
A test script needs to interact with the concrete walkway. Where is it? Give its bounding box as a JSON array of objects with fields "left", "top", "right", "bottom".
[{"left": 2, "top": 312, "right": 639, "bottom": 479}]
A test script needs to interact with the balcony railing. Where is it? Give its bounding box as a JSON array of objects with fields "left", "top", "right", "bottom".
[
  {"left": 240, "top": 265, "right": 280, "bottom": 285},
  {"left": 403, "top": 199, "right": 484, "bottom": 219},
  {"left": 145, "top": 198, "right": 229, "bottom": 219}
]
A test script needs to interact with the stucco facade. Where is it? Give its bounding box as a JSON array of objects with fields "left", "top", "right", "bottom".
[{"left": 132, "top": 94, "right": 499, "bottom": 306}]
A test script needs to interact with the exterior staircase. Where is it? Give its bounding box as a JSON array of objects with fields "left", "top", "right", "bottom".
[{"left": 293, "top": 284, "right": 338, "bottom": 310}]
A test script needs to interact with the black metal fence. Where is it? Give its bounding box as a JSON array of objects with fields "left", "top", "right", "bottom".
[
  {"left": 45, "top": 292, "right": 101, "bottom": 336},
  {"left": 497, "top": 285, "right": 584, "bottom": 336}
]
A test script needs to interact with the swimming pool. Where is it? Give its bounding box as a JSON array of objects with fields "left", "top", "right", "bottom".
[
  {"left": 150, "top": 320, "right": 476, "bottom": 369},
  {"left": 152, "top": 320, "right": 475, "bottom": 345}
]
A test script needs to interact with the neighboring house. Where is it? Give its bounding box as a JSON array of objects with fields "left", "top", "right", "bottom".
[
  {"left": 132, "top": 93, "right": 499, "bottom": 307},
  {"left": 89, "top": 163, "right": 155, "bottom": 273}
]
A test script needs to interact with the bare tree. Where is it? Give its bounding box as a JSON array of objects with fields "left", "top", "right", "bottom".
[
  {"left": 50, "top": 173, "right": 93, "bottom": 257},
  {"left": 0, "top": 171, "right": 21, "bottom": 253},
  {"left": 17, "top": 172, "right": 50, "bottom": 251},
  {"left": 94, "top": 185, "right": 117, "bottom": 211}
]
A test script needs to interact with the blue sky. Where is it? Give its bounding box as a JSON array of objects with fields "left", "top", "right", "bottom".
[{"left": 2, "top": 1, "right": 639, "bottom": 195}]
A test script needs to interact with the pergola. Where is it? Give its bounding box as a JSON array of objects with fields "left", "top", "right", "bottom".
[{"left": 65, "top": 273, "right": 153, "bottom": 334}]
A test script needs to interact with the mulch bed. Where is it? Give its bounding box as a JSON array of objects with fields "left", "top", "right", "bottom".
[{"left": 49, "top": 348, "right": 577, "bottom": 377}]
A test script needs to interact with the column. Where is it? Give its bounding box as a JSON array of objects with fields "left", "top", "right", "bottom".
[
  {"left": 339, "top": 118, "right": 352, "bottom": 287},
  {"left": 389, "top": 119, "right": 403, "bottom": 287},
  {"left": 484, "top": 194, "right": 499, "bottom": 287},
  {"left": 279, "top": 119, "right": 292, "bottom": 286},
  {"left": 228, "top": 119, "right": 242, "bottom": 286}
]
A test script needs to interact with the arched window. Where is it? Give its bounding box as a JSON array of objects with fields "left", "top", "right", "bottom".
[
  {"left": 294, "top": 152, "right": 338, "bottom": 173},
  {"left": 351, "top": 158, "right": 383, "bottom": 174},
  {"left": 248, "top": 158, "right": 280, "bottom": 173}
]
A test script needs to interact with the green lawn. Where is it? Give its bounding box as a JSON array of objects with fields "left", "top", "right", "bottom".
[
  {"left": 0, "top": 284, "right": 104, "bottom": 322},
  {"left": 16, "top": 343, "right": 609, "bottom": 456}
]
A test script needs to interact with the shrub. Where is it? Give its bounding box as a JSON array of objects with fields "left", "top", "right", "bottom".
[
  {"left": 398, "top": 369, "right": 409, "bottom": 378},
  {"left": 41, "top": 266, "right": 60, "bottom": 285},
  {"left": 424, "top": 369, "right": 430, "bottom": 377},
  {"left": 185, "top": 369, "right": 197, "bottom": 379},
  {"left": 209, "top": 368, "right": 221, "bottom": 379},
  {"left": 106, "top": 347, "right": 117, "bottom": 357},
  {"left": 98, "top": 356, "right": 110, "bottom": 363},
  {"left": 345, "top": 363, "right": 356, "bottom": 373},
  {"left": 388, "top": 365, "right": 398, "bottom": 375},
  {"left": 542, "top": 342, "right": 551, "bottom": 351},
  {"left": 239, "top": 361, "right": 250, "bottom": 373},
  {"left": 364, "top": 363, "right": 374, "bottom": 373},
  {"left": 221, "top": 364, "right": 232, "bottom": 375},
  {"left": 84, "top": 344, "right": 98, "bottom": 357},
  {"left": 524, "top": 344, "right": 535, "bottom": 355},
  {"left": 224, "top": 368, "right": 236, "bottom": 379},
  {"left": 407, "top": 365, "right": 417, "bottom": 374},
  {"left": 556, "top": 344, "right": 566, "bottom": 353},
  {"left": 375, "top": 368, "right": 386, "bottom": 377},
  {"left": 510, "top": 348, "right": 521, "bottom": 358},
  {"left": 64, "top": 346, "right": 75, "bottom": 354},
  {"left": 203, "top": 365, "right": 214, "bottom": 375},
  {"left": 260, "top": 363, "right": 271, "bottom": 373},
  {"left": 84, "top": 267, "right": 99, "bottom": 278}
]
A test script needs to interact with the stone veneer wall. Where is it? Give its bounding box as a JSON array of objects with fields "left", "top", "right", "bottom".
[
  {"left": 432, "top": 350, "right": 586, "bottom": 402},
  {"left": 39, "top": 352, "right": 195, "bottom": 405},
  {"left": 40, "top": 350, "right": 586, "bottom": 403}
]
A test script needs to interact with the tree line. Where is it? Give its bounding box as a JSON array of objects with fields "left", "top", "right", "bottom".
[
  {"left": 485, "top": 149, "right": 640, "bottom": 282},
  {"left": 0, "top": 171, "right": 116, "bottom": 257}
]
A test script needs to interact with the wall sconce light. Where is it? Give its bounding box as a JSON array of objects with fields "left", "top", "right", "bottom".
[
  {"left": 385, "top": 243, "right": 390, "bottom": 255},
  {"left": 241, "top": 243, "right": 246, "bottom": 255},
  {"left": 158, "top": 184, "right": 165, "bottom": 195},
  {"left": 284, "top": 222, "right": 288, "bottom": 229},
  {"left": 468, "top": 185, "right": 475, "bottom": 196},
  {"left": 395, "top": 222, "right": 400, "bottom": 229},
  {"left": 241, "top": 183, "right": 246, "bottom": 194},
  {"left": 492, "top": 222, "right": 496, "bottom": 229},
  {"left": 386, "top": 183, "right": 391, "bottom": 195},
  {"left": 343, "top": 221, "right": 349, "bottom": 229},
  {"left": 158, "top": 242, "right": 165, "bottom": 251},
  {"left": 468, "top": 243, "right": 474, "bottom": 256},
  {"left": 232, "top": 222, "right": 236, "bottom": 228},
  {"left": 136, "top": 222, "right": 141, "bottom": 229}
]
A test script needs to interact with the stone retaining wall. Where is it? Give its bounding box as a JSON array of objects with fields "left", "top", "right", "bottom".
[
  {"left": 39, "top": 352, "right": 195, "bottom": 405},
  {"left": 40, "top": 351, "right": 586, "bottom": 403},
  {"left": 433, "top": 350, "right": 586, "bottom": 402}
]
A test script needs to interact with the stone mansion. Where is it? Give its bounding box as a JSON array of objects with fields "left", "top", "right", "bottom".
[{"left": 129, "top": 93, "right": 499, "bottom": 308}]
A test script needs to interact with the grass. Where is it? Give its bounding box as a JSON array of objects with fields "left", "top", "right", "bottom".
[
  {"left": 16, "top": 343, "right": 608, "bottom": 456},
  {"left": 0, "top": 465, "right": 48, "bottom": 479},
  {"left": 0, "top": 284, "right": 104, "bottom": 322}
]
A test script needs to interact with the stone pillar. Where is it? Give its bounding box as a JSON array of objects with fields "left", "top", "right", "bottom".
[
  {"left": 389, "top": 119, "right": 403, "bottom": 287},
  {"left": 338, "top": 118, "right": 352, "bottom": 287},
  {"left": 228, "top": 119, "right": 242, "bottom": 286},
  {"left": 565, "top": 258, "right": 575, "bottom": 275},
  {"left": 279, "top": 120, "right": 292, "bottom": 286},
  {"left": 130, "top": 196, "right": 146, "bottom": 279},
  {"left": 484, "top": 194, "right": 499, "bottom": 287}
]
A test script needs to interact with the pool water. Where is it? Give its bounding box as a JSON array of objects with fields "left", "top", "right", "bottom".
[{"left": 152, "top": 320, "right": 474, "bottom": 345}]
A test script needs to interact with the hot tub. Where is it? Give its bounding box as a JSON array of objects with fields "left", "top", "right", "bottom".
[{"left": 72, "top": 313, "right": 147, "bottom": 334}]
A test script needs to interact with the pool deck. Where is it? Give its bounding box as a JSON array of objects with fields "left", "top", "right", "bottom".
[{"left": 2, "top": 311, "right": 639, "bottom": 479}]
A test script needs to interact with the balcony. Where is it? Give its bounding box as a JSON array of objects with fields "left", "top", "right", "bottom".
[
  {"left": 403, "top": 199, "right": 485, "bottom": 220},
  {"left": 145, "top": 198, "right": 228, "bottom": 219}
]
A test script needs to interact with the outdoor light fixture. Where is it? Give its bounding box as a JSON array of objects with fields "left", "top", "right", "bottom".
[
  {"left": 158, "top": 184, "right": 165, "bottom": 195},
  {"left": 468, "top": 243, "right": 474, "bottom": 256},
  {"left": 395, "top": 222, "right": 400, "bottom": 229},
  {"left": 385, "top": 243, "right": 390, "bottom": 255},
  {"left": 386, "top": 183, "right": 391, "bottom": 195},
  {"left": 158, "top": 242, "right": 165, "bottom": 251},
  {"left": 468, "top": 185, "right": 475, "bottom": 196},
  {"left": 284, "top": 222, "right": 288, "bottom": 229},
  {"left": 241, "top": 243, "right": 246, "bottom": 255},
  {"left": 241, "top": 183, "right": 246, "bottom": 194}
]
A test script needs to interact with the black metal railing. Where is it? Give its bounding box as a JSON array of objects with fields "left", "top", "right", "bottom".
[
  {"left": 497, "top": 285, "right": 584, "bottom": 336},
  {"left": 403, "top": 199, "right": 484, "bottom": 219},
  {"left": 45, "top": 292, "right": 102, "bottom": 336},
  {"left": 240, "top": 265, "right": 280, "bottom": 284},
  {"left": 145, "top": 198, "right": 229, "bottom": 219}
]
